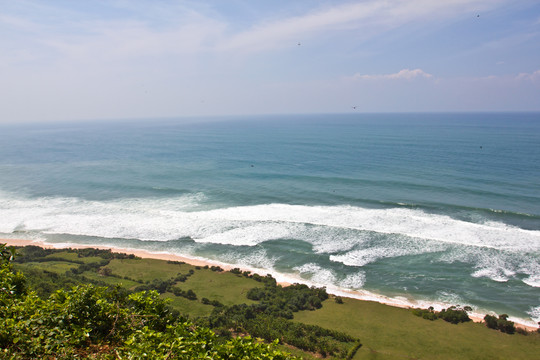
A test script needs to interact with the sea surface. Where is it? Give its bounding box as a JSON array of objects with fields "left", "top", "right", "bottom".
[{"left": 1, "top": 113, "right": 539, "bottom": 325}]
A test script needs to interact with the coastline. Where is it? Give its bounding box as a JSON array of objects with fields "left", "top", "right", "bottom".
[{"left": 2, "top": 238, "right": 537, "bottom": 331}]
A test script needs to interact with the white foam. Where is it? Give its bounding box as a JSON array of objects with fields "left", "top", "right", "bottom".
[
  {"left": 527, "top": 306, "right": 540, "bottom": 323},
  {"left": 2, "top": 191, "right": 540, "bottom": 288},
  {"left": 440, "top": 246, "right": 540, "bottom": 286},
  {"left": 522, "top": 275, "right": 540, "bottom": 288},
  {"left": 2, "top": 193, "right": 539, "bottom": 252},
  {"left": 471, "top": 269, "right": 506, "bottom": 282},
  {"left": 339, "top": 272, "right": 366, "bottom": 289},
  {"left": 219, "top": 248, "right": 277, "bottom": 270},
  {"left": 434, "top": 290, "right": 466, "bottom": 306},
  {"left": 194, "top": 203, "right": 540, "bottom": 253},
  {"left": 193, "top": 222, "right": 293, "bottom": 246},
  {"left": 329, "top": 234, "right": 444, "bottom": 267},
  {"left": 293, "top": 263, "right": 337, "bottom": 285}
]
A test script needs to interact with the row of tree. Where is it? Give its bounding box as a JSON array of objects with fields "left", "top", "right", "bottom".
[{"left": 412, "top": 305, "right": 472, "bottom": 324}]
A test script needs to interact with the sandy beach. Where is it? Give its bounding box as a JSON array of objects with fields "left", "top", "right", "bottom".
[
  {"left": 0, "top": 238, "right": 226, "bottom": 268},
  {"left": 1, "top": 238, "right": 536, "bottom": 331}
]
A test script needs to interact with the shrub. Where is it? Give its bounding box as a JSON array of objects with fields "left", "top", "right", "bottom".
[
  {"left": 496, "top": 314, "right": 516, "bottom": 334},
  {"left": 484, "top": 314, "right": 498, "bottom": 329},
  {"left": 0, "top": 243, "right": 299, "bottom": 359},
  {"left": 175, "top": 274, "right": 188, "bottom": 282},
  {"left": 230, "top": 268, "right": 242, "bottom": 275},
  {"left": 412, "top": 308, "right": 438, "bottom": 321},
  {"left": 484, "top": 314, "right": 516, "bottom": 334},
  {"left": 413, "top": 306, "right": 470, "bottom": 324},
  {"left": 438, "top": 306, "right": 471, "bottom": 324}
]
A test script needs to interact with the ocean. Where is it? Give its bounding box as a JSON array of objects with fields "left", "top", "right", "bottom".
[{"left": 1, "top": 113, "right": 539, "bottom": 325}]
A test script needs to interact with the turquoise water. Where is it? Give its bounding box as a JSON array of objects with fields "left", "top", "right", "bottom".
[{"left": 1, "top": 113, "right": 539, "bottom": 324}]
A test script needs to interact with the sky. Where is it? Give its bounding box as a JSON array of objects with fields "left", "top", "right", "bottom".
[{"left": 1, "top": 0, "right": 540, "bottom": 123}]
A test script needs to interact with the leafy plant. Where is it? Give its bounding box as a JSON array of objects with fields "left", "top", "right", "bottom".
[
  {"left": 484, "top": 314, "right": 516, "bottom": 334},
  {"left": 0, "top": 243, "right": 299, "bottom": 359},
  {"left": 412, "top": 305, "right": 471, "bottom": 324}
]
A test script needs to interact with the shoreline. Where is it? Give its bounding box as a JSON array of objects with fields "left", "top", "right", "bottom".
[{"left": 2, "top": 238, "right": 537, "bottom": 331}]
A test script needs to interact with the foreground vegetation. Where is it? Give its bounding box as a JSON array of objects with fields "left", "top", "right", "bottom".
[
  {"left": 0, "top": 244, "right": 298, "bottom": 359},
  {"left": 3, "top": 244, "right": 540, "bottom": 359}
]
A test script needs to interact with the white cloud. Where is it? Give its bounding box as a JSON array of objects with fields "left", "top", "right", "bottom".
[
  {"left": 0, "top": 0, "right": 509, "bottom": 60},
  {"left": 351, "top": 68, "right": 433, "bottom": 80},
  {"left": 217, "top": 0, "right": 505, "bottom": 53},
  {"left": 516, "top": 69, "right": 540, "bottom": 81}
]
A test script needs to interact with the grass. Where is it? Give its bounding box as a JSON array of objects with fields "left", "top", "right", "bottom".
[
  {"left": 17, "top": 261, "right": 78, "bottom": 274},
  {"left": 161, "top": 292, "right": 215, "bottom": 318},
  {"left": 180, "top": 270, "right": 258, "bottom": 306},
  {"left": 293, "top": 296, "right": 540, "bottom": 360},
  {"left": 102, "top": 259, "right": 261, "bottom": 316},
  {"left": 43, "top": 250, "right": 104, "bottom": 264},
  {"left": 80, "top": 271, "right": 141, "bottom": 289},
  {"left": 104, "top": 258, "right": 193, "bottom": 282}
]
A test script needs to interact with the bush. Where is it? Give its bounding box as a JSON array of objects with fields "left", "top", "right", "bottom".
[
  {"left": 438, "top": 306, "right": 471, "bottom": 324},
  {"left": 0, "top": 243, "right": 299, "bottom": 359},
  {"left": 230, "top": 267, "right": 242, "bottom": 274},
  {"left": 172, "top": 287, "right": 198, "bottom": 300},
  {"left": 413, "top": 306, "right": 470, "bottom": 324},
  {"left": 484, "top": 314, "right": 498, "bottom": 329},
  {"left": 412, "top": 308, "right": 438, "bottom": 321},
  {"left": 496, "top": 314, "right": 516, "bottom": 334},
  {"left": 175, "top": 274, "right": 188, "bottom": 282},
  {"left": 484, "top": 314, "right": 516, "bottom": 334}
]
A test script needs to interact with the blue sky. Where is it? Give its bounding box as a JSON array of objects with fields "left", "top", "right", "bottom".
[{"left": 1, "top": 0, "right": 539, "bottom": 122}]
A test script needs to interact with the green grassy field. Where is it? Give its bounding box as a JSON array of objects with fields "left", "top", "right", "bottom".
[
  {"left": 180, "top": 269, "right": 259, "bottom": 306},
  {"left": 12, "top": 246, "right": 540, "bottom": 359},
  {"left": 294, "top": 296, "right": 540, "bottom": 359},
  {"left": 104, "top": 258, "right": 191, "bottom": 281},
  {"left": 17, "top": 260, "right": 79, "bottom": 274},
  {"left": 43, "top": 250, "right": 105, "bottom": 264}
]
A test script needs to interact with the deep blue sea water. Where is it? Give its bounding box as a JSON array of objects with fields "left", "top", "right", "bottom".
[{"left": 1, "top": 113, "right": 539, "bottom": 324}]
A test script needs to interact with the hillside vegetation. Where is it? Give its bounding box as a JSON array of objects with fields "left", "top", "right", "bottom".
[
  {"left": 3, "top": 244, "right": 540, "bottom": 359},
  {"left": 0, "top": 244, "right": 298, "bottom": 359}
]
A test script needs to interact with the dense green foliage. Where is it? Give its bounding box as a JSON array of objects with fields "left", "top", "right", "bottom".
[
  {"left": 12, "top": 246, "right": 138, "bottom": 298},
  {"left": 1, "top": 244, "right": 299, "bottom": 359},
  {"left": 412, "top": 305, "right": 471, "bottom": 324},
  {"left": 484, "top": 314, "right": 516, "bottom": 334},
  {"left": 246, "top": 283, "right": 328, "bottom": 318},
  {"left": 206, "top": 280, "right": 360, "bottom": 358}
]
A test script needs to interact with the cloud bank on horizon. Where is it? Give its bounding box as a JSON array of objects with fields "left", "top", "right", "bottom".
[{"left": 1, "top": 0, "right": 539, "bottom": 122}]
